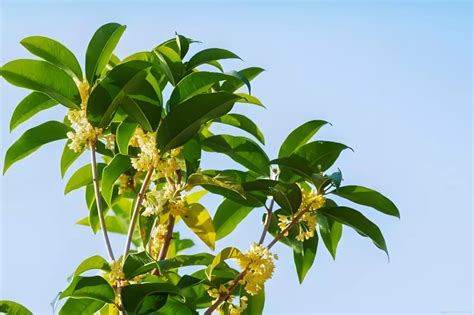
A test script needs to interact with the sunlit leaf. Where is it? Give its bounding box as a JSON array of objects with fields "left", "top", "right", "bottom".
[
  {"left": 182, "top": 203, "right": 216, "bottom": 250},
  {"left": 9, "top": 92, "right": 58, "bottom": 131}
]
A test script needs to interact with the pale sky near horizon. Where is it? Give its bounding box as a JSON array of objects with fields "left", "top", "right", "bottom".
[{"left": 0, "top": 1, "right": 472, "bottom": 314}]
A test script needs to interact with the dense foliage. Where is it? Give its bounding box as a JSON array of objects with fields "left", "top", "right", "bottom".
[{"left": 0, "top": 23, "right": 398, "bottom": 314}]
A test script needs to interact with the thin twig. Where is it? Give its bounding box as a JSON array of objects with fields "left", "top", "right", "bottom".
[
  {"left": 258, "top": 198, "right": 274, "bottom": 245},
  {"left": 89, "top": 142, "right": 115, "bottom": 261},
  {"left": 267, "top": 209, "right": 306, "bottom": 249},
  {"left": 204, "top": 269, "right": 248, "bottom": 315},
  {"left": 123, "top": 167, "right": 154, "bottom": 258},
  {"left": 157, "top": 214, "right": 175, "bottom": 261}
]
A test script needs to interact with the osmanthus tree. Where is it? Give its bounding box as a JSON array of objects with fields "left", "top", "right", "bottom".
[{"left": 0, "top": 23, "right": 399, "bottom": 315}]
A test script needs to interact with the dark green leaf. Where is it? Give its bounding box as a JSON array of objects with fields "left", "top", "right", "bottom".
[
  {"left": 121, "top": 282, "right": 182, "bottom": 313},
  {"left": 85, "top": 22, "right": 126, "bottom": 83},
  {"left": 101, "top": 154, "right": 131, "bottom": 206},
  {"left": 123, "top": 251, "right": 157, "bottom": 279},
  {"left": 0, "top": 59, "right": 80, "bottom": 108},
  {"left": 182, "top": 137, "right": 201, "bottom": 178},
  {"left": 157, "top": 253, "right": 214, "bottom": 271},
  {"left": 186, "top": 173, "right": 245, "bottom": 198},
  {"left": 293, "top": 233, "right": 318, "bottom": 283},
  {"left": 59, "top": 276, "right": 115, "bottom": 303},
  {"left": 317, "top": 211, "right": 342, "bottom": 260},
  {"left": 213, "top": 113, "right": 265, "bottom": 144},
  {"left": 154, "top": 45, "right": 184, "bottom": 85},
  {"left": 9, "top": 92, "right": 58, "bottom": 131},
  {"left": 20, "top": 36, "right": 83, "bottom": 80},
  {"left": 332, "top": 185, "right": 400, "bottom": 218},
  {"left": 319, "top": 206, "right": 389, "bottom": 257},
  {"left": 157, "top": 92, "right": 240, "bottom": 152},
  {"left": 187, "top": 48, "right": 241, "bottom": 70},
  {"left": 221, "top": 67, "right": 265, "bottom": 92},
  {"left": 87, "top": 60, "right": 152, "bottom": 127},
  {"left": 3, "top": 121, "right": 72, "bottom": 174},
  {"left": 202, "top": 135, "right": 270, "bottom": 176},
  {"left": 279, "top": 120, "right": 329, "bottom": 158},
  {"left": 241, "top": 288, "right": 265, "bottom": 315},
  {"left": 214, "top": 199, "right": 254, "bottom": 240}
]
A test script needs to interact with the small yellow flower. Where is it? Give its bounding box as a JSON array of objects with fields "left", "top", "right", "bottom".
[
  {"left": 236, "top": 243, "right": 276, "bottom": 295},
  {"left": 169, "top": 196, "right": 187, "bottom": 217},
  {"left": 103, "top": 261, "right": 124, "bottom": 286},
  {"left": 150, "top": 223, "right": 168, "bottom": 258},
  {"left": 104, "top": 134, "right": 116, "bottom": 151},
  {"left": 118, "top": 174, "right": 132, "bottom": 195}
]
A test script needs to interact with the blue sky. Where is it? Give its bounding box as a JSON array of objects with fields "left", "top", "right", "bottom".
[{"left": 0, "top": 1, "right": 472, "bottom": 314}]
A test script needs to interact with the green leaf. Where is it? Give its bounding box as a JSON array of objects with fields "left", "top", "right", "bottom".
[
  {"left": 187, "top": 48, "right": 241, "bottom": 70},
  {"left": 294, "top": 141, "right": 351, "bottom": 172},
  {"left": 328, "top": 169, "right": 343, "bottom": 188},
  {"left": 205, "top": 247, "right": 241, "bottom": 279},
  {"left": 279, "top": 120, "right": 329, "bottom": 158},
  {"left": 213, "top": 114, "right": 265, "bottom": 144},
  {"left": 60, "top": 140, "right": 82, "bottom": 178},
  {"left": 77, "top": 215, "right": 128, "bottom": 235},
  {"left": 58, "top": 298, "right": 104, "bottom": 315},
  {"left": 242, "top": 180, "right": 302, "bottom": 214},
  {"left": 154, "top": 45, "right": 184, "bottom": 85},
  {"left": 9, "top": 92, "right": 58, "bottom": 131},
  {"left": 182, "top": 203, "right": 216, "bottom": 250},
  {"left": 121, "top": 282, "right": 183, "bottom": 313},
  {"left": 157, "top": 92, "right": 240, "bottom": 152},
  {"left": 74, "top": 255, "right": 111, "bottom": 276},
  {"left": 87, "top": 60, "right": 152, "bottom": 127},
  {"left": 101, "top": 154, "right": 131, "bottom": 206},
  {"left": 168, "top": 71, "right": 248, "bottom": 108},
  {"left": 156, "top": 253, "right": 214, "bottom": 271},
  {"left": 319, "top": 206, "right": 389, "bottom": 257},
  {"left": 214, "top": 199, "right": 254, "bottom": 240},
  {"left": 332, "top": 185, "right": 400, "bottom": 218},
  {"left": 235, "top": 93, "right": 265, "bottom": 107},
  {"left": 86, "top": 22, "right": 126, "bottom": 83},
  {"left": 0, "top": 300, "right": 32, "bottom": 315},
  {"left": 186, "top": 173, "right": 245, "bottom": 198},
  {"left": 64, "top": 163, "right": 106, "bottom": 194},
  {"left": 123, "top": 251, "right": 157, "bottom": 279},
  {"left": 182, "top": 137, "right": 201, "bottom": 177},
  {"left": 20, "top": 36, "right": 83, "bottom": 80},
  {"left": 241, "top": 287, "right": 265, "bottom": 315},
  {"left": 293, "top": 233, "right": 318, "bottom": 283},
  {"left": 317, "top": 212, "right": 342, "bottom": 260},
  {"left": 116, "top": 120, "right": 137, "bottom": 154},
  {"left": 3, "top": 121, "right": 72, "bottom": 174},
  {"left": 59, "top": 276, "right": 115, "bottom": 303},
  {"left": 221, "top": 67, "right": 265, "bottom": 92},
  {"left": 202, "top": 135, "right": 270, "bottom": 176},
  {"left": 0, "top": 59, "right": 81, "bottom": 108}
]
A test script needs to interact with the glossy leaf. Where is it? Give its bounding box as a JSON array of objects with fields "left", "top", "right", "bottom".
[
  {"left": 59, "top": 298, "right": 104, "bottom": 315},
  {"left": 116, "top": 120, "right": 137, "bottom": 154},
  {"left": 60, "top": 276, "right": 115, "bottom": 303},
  {"left": 85, "top": 22, "right": 126, "bottom": 83},
  {"left": 241, "top": 288, "right": 265, "bottom": 315},
  {"left": 202, "top": 135, "right": 270, "bottom": 176},
  {"left": 317, "top": 212, "right": 342, "bottom": 260},
  {"left": 60, "top": 140, "right": 81, "bottom": 178},
  {"left": 121, "top": 282, "right": 182, "bottom": 313},
  {"left": 0, "top": 59, "right": 81, "bottom": 108},
  {"left": 293, "top": 233, "right": 318, "bottom": 283},
  {"left": 187, "top": 48, "right": 241, "bottom": 70},
  {"left": 243, "top": 180, "right": 302, "bottom": 214},
  {"left": 20, "top": 36, "right": 83, "bottom": 80},
  {"left": 214, "top": 199, "right": 254, "bottom": 240},
  {"left": 186, "top": 173, "right": 245, "bottom": 197},
  {"left": 123, "top": 251, "right": 157, "bottom": 279},
  {"left": 77, "top": 215, "right": 128, "bottom": 235},
  {"left": 182, "top": 203, "right": 216, "bottom": 250},
  {"left": 332, "top": 185, "right": 400, "bottom": 218},
  {"left": 205, "top": 247, "right": 241, "bottom": 279},
  {"left": 87, "top": 60, "right": 152, "bottom": 127},
  {"left": 74, "top": 255, "right": 111, "bottom": 276},
  {"left": 221, "top": 67, "right": 265, "bottom": 92},
  {"left": 3, "top": 121, "right": 72, "bottom": 174},
  {"left": 0, "top": 300, "right": 32, "bottom": 315},
  {"left": 182, "top": 137, "right": 201, "bottom": 177},
  {"left": 9, "top": 92, "right": 58, "bottom": 131},
  {"left": 157, "top": 92, "right": 240, "bottom": 152},
  {"left": 213, "top": 113, "right": 265, "bottom": 144},
  {"left": 279, "top": 120, "right": 329, "bottom": 158},
  {"left": 154, "top": 45, "right": 184, "bottom": 85},
  {"left": 101, "top": 154, "right": 131, "bottom": 206},
  {"left": 156, "top": 253, "right": 214, "bottom": 271},
  {"left": 319, "top": 206, "right": 389, "bottom": 257},
  {"left": 64, "top": 163, "right": 106, "bottom": 194},
  {"left": 235, "top": 93, "right": 265, "bottom": 107}
]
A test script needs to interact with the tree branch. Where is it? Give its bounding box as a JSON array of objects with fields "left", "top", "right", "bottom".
[
  {"left": 89, "top": 142, "right": 115, "bottom": 261},
  {"left": 157, "top": 214, "right": 175, "bottom": 261},
  {"left": 123, "top": 167, "right": 154, "bottom": 258},
  {"left": 204, "top": 269, "right": 248, "bottom": 315},
  {"left": 258, "top": 198, "right": 274, "bottom": 245}
]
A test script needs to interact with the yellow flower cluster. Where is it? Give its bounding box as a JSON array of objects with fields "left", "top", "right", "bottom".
[
  {"left": 169, "top": 195, "right": 187, "bottom": 217},
  {"left": 150, "top": 223, "right": 168, "bottom": 258},
  {"left": 207, "top": 285, "right": 248, "bottom": 315},
  {"left": 142, "top": 184, "right": 173, "bottom": 217},
  {"left": 277, "top": 190, "right": 326, "bottom": 242},
  {"left": 118, "top": 174, "right": 132, "bottom": 195},
  {"left": 130, "top": 128, "right": 159, "bottom": 172},
  {"left": 236, "top": 243, "right": 276, "bottom": 295},
  {"left": 104, "top": 261, "right": 124, "bottom": 286},
  {"left": 104, "top": 134, "right": 116, "bottom": 151},
  {"left": 66, "top": 81, "right": 103, "bottom": 152}
]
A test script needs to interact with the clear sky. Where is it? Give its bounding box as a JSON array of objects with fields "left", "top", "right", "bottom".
[{"left": 0, "top": 1, "right": 472, "bottom": 314}]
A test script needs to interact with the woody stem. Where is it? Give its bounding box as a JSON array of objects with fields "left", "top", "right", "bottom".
[
  {"left": 89, "top": 142, "right": 115, "bottom": 261},
  {"left": 157, "top": 214, "right": 175, "bottom": 261},
  {"left": 204, "top": 269, "right": 248, "bottom": 315}
]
